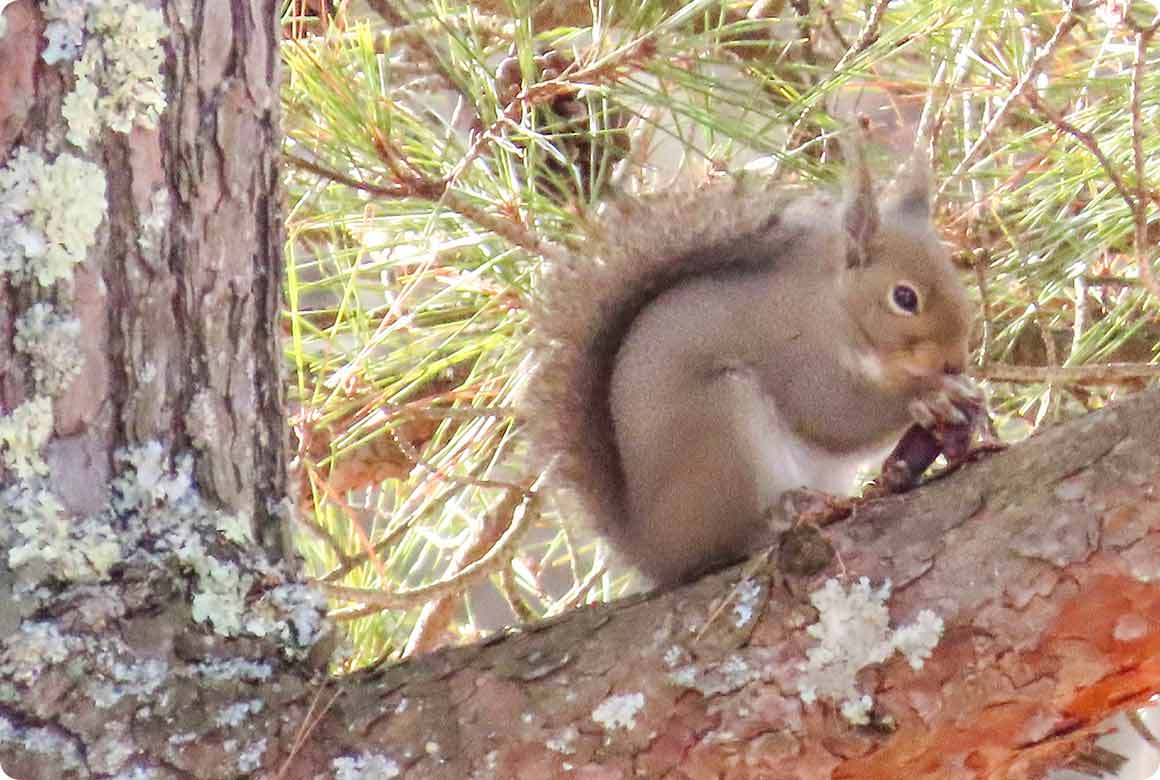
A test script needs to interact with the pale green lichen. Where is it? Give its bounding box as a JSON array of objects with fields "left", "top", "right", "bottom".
[
  {"left": 215, "top": 699, "right": 264, "bottom": 729},
  {"left": 13, "top": 303, "right": 84, "bottom": 395},
  {"left": 187, "top": 553, "right": 251, "bottom": 637},
  {"left": 191, "top": 658, "right": 272, "bottom": 682},
  {"left": 3, "top": 482, "right": 121, "bottom": 580},
  {"left": 0, "top": 397, "right": 53, "bottom": 480},
  {"left": 0, "top": 149, "right": 107, "bottom": 285},
  {"left": 110, "top": 443, "right": 329, "bottom": 646},
  {"left": 56, "top": 0, "right": 169, "bottom": 148}
]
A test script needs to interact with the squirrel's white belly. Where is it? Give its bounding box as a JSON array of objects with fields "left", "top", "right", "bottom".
[{"left": 722, "top": 366, "right": 877, "bottom": 503}]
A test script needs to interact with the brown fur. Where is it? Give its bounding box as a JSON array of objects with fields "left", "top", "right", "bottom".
[{"left": 522, "top": 165, "right": 971, "bottom": 585}]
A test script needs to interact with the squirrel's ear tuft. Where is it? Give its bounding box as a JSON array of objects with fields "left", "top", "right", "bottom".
[
  {"left": 888, "top": 148, "right": 933, "bottom": 219},
  {"left": 842, "top": 138, "right": 880, "bottom": 268}
]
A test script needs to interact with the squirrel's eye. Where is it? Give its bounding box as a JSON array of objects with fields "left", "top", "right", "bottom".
[{"left": 889, "top": 283, "right": 921, "bottom": 315}]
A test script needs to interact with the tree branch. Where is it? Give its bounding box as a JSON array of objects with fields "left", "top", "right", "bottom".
[{"left": 269, "top": 388, "right": 1160, "bottom": 778}]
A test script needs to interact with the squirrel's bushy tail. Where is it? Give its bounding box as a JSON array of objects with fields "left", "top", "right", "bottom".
[{"left": 521, "top": 176, "right": 808, "bottom": 551}]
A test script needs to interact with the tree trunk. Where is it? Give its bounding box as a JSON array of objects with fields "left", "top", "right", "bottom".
[{"left": 2, "top": 2, "right": 1159, "bottom": 779}]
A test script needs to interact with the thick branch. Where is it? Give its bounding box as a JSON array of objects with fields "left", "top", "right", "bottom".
[{"left": 264, "top": 388, "right": 1160, "bottom": 778}]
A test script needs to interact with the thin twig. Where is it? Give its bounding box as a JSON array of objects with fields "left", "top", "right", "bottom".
[
  {"left": 1071, "top": 275, "right": 1087, "bottom": 364},
  {"left": 318, "top": 485, "right": 540, "bottom": 611},
  {"left": 821, "top": 5, "right": 850, "bottom": 51},
  {"left": 285, "top": 152, "right": 563, "bottom": 260},
  {"left": 387, "top": 423, "right": 526, "bottom": 493},
  {"left": 403, "top": 487, "right": 529, "bottom": 655},
  {"left": 782, "top": 0, "right": 893, "bottom": 156},
  {"left": 1128, "top": 25, "right": 1160, "bottom": 303},
  {"left": 939, "top": 1, "right": 1088, "bottom": 201},
  {"left": 1021, "top": 90, "right": 1136, "bottom": 207},
  {"left": 830, "top": 0, "right": 893, "bottom": 74},
  {"left": 1127, "top": 708, "right": 1160, "bottom": 748},
  {"left": 272, "top": 684, "right": 342, "bottom": 780},
  {"left": 973, "top": 362, "right": 1160, "bottom": 385},
  {"left": 973, "top": 250, "right": 993, "bottom": 367}
]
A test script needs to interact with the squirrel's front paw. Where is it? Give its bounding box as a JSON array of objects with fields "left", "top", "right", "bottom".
[
  {"left": 871, "top": 376, "right": 990, "bottom": 497},
  {"left": 908, "top": 375, "right": 983, "bottom": 430}
]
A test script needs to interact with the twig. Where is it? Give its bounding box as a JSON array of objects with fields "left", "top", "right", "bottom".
[
  {"left": 1021, "top": 90, "right": 1135, "bottom": 207},
  {"left": 939, "top": 1, "right": 1088, "bottom": 201},
  {"left": 272, "top": 684, "right": 342, "bottom": 780},
  {"left": 973, "top": 250, "right": 993, "bottom": 367},
  {"left": 1128, "top": 25, "right": 1160, "bottom": 303},
  {"left": 285, "top": 152, "right": 563, "bottom": 260},
  {"left": 791, "top": 0, "right": 817, "bottom": 69},
  {"left": 830, "top": 0, "right": 893, "bottom": 74},
  {"left": 1071, "top": 275, "right": 1087, "bottom": 364},
  {"left": 318, "top": 485, "right": 540, "bottom": 611},
  {"left": 1032, "top": 305, "right": 1061, "bottom": 425},
  {"left": 403, "top": 487, "right": 529, "bottom": 655},
  {"left": 387, "top": 423, "right": 526, "bottom": 493},
  {"left": 1127, "top": 708, "right": 1160, "bottom": 748},
  {"left": 973, "top": 363, "right": 1160, "bottom": 385},
  {"left": 821, "top": 5, "right": 850, "bottom": 51},
  {"left": 782, "top": 0, "right": 894, "bottom": 156}
]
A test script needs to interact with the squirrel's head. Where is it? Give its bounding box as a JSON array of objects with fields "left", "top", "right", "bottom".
[{"left": 838, "top": 158, "right": 972, "bottom": 397}]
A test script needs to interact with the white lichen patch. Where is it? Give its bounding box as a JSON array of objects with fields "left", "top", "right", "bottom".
[
  {"left": 138, "top": 187, "right": 170, "bottom": 254},
  {"left": 237, "top": 738, "right": 267, "bottom": 772},
  {"left": 0, "top": 621, "right": 77, "bottom": 684},
  {"left": 333, "top": 752, "right": 402, "bottom": 780},
  {"left": 1114, "top": 613, "right": 1147, "bottom": 642},
  {"left": 40, "top": 0, "right": 87, "bottom": 64},
  {"left": 215, "top": 698, "right": 264, "bottom": 729},
  {"left": 545, "top": 725, "right": 579, "bottom": 754},
  {"left": 0, "top": 149, "right": 107, "bottom": 285},
  {"left": 797, "top": 577, "right": 944, "bottom": 725},
  {"left": 0, "top": 397, "right": 53, "bottom": 480},
  {"left": 55, "top": 0, "right": 169, "bottom": 148},
  {"left": 0, "top": 0, "right": 13, "bottom": 40},
  {"left": 591, "top": 692, "right": 645, "bottom": 731},
  {"left": 0, "top": 716, "right": 85, "bottom": 772},
  {"left": 112, "top": 768, "right": 166, "bottom": 780},
  {"left": 669, "top": 653, "right": 759, "bottom": 697},
  {"left": 14, "top": 303, "right": 84, "bottom": 395},
  {"left": 87, "top": 657, "right": 170, "bottom": 708},
  {"left": 732, "top": 577, "right": 763, "bottom": 627},
  {"left": 191, "top": 658, "right": 272, "bottom": 683}
]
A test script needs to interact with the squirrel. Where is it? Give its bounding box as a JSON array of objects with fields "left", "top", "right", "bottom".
[{"left": 522, "top": 152, "right": 976, "bottom": 587}]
